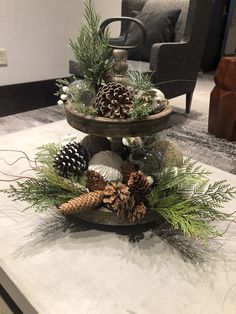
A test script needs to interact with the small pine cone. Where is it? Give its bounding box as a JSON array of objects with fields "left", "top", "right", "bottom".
[
  {"left": 94, "top": 82, "right": 133, "bottom": 119},
  {"left": 103, "top": 182, "right": 135, "bottom": 217},
  {"left": 128, "top": 170, "right": 151, "bottom": 201},
  {"left": 58, "top": 190, "right": 104, "bottom": 215},
  {"left": 86, "top": 170, "right": 106, "bottom": 191},
  {"left": 120, "top": 161, "right": 136, "bottom": 183},
  {"left": 128, "top": 202, "right": 147, "bottom": 222}
]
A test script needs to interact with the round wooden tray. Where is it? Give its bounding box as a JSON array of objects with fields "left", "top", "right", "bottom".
[{"left": 64, "top": 101, "right": 172, "bottom": 138}]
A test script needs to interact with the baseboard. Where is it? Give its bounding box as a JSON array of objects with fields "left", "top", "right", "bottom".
[{"left": 0, "top": 79, "right": 68, "bottom": 117}]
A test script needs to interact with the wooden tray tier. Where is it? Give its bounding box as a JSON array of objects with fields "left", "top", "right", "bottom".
[{"left": 64, "top": 101, "right": 172, "bottom": 138}]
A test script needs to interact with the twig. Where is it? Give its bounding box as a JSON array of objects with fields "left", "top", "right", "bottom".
[{"left": 0, "top": 149, "right": 36, "bottom": 168}]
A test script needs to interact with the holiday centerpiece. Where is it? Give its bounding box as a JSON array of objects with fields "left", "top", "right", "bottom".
[{"left": 1, "top": 0, "right": 236, "bottom": 243}]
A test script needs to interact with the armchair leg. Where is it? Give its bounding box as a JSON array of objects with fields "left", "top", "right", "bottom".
[{"left": 186, "top": 92, "right": 193, "bottom": 113}]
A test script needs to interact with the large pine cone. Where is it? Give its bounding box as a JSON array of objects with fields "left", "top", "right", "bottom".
[
  {"left": 59, "top": 190, "right": 104, "bottom": 215},
  {"left": 86, "top": 170, "right": 106, "bottom": 191},
  {"left": 94, "top": 82, "right": 133, "bottom": 119},
  {"left": 53, "top": 142, "right": 90, "bottom": 178},
  {"left": 103, "top": 182, "right": 135, "bottom": 217},
  {"left": 128, "top": 170, "right": 151, "bottom": 201}
]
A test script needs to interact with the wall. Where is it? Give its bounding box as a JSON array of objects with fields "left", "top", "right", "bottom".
[{"left": 0, "top": 0, "right": 121, "bottom": 86}]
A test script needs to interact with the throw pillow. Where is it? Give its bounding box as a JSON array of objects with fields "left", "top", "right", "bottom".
[{"left": 125, "top": 9, "right": 181, "bottom": 62}]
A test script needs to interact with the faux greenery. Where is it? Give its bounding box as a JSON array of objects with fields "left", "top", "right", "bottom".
[
  {"left": 54, "top": 78, "right": 71, "bottom": 97},
  {"left": 69, "top": 0, "right": 112, "bottom": 91},
  {"left": 126, "top": 70, "right": 153, "bottom": 92},
  {"left": 1, "top": 142, "right": 235, "bottom": 242},
  {"left": 3, "top": 144, "right": 87, "bottom": 212},
  {"left": 128, "top": 97, "right": 158, "bottom": 120},
  {"left": 149, "top": 158, "right": 236, "bottom": 241},
  {"left": 73, "top": 102, "right": 98, "bottom": 116}
]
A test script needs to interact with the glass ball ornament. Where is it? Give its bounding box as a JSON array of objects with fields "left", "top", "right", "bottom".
[
  {"left": 129, "top": 145, "right": 164, "bottom": 176},
  {"left": 68, "top": 80, "right": 96, "bottom": 106}
]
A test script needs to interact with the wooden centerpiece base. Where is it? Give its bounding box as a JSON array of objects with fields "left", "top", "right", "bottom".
[
  {"left": 64, "top": 101, "right": 172, "bottom": 154},
  {"left": 64, "top": 101, "right": 172, "bottom": 226},
  {"left": 72, "top": 207, "right": 160, "bottom": 227}
]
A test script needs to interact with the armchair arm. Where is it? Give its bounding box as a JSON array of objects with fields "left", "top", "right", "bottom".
[
  {"left": 150, "top": 41, "right": 197, "bottom": 80},
  {"left": 149, "top": 41, "right": 199, "bottom": 98}
]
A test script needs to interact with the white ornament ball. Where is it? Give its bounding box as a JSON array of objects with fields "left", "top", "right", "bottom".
[
  {"left": 57, "top": 100, "right": 64, "bottom": 106},
  {"left": 60, "top": 94, "right": 68, "bottom": 101},
  {"left": 88, "top": 151, "right": 123, "bottom": 182},
  {"left": 62, "top": 86, "right": 69, "bottom": 93}
]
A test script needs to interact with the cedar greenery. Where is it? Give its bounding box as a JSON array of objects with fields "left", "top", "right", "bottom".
[
  {"left": 3, "top": 144, "right": 87, "bottom": 212},
  {"left": 149, "top": 159, "right": 236, "bottom": 240},
  {"left": 69, "top": 0, "right": 112, "bottom": 91}
]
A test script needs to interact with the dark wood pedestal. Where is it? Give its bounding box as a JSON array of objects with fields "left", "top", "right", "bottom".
[{"left": 208, "top": 56, "right": 236, "bottom": 141}]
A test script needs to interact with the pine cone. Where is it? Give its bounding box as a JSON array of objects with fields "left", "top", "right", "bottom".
[
  {"left": 58, "top": 190, "right": 104, "bottom": 215},
  {"left": 103, "top": 182, "right": 135, "bottom": 217},
  {"left": 128, "top": 170, "right": 151, "bottom": 201},
  {"left": 128, "top": 202, "right": 147, "bottom": 222},
  {"left": 86, "top": 170, "right": 106, "bottom": 191},
  {"left": 120, "top": 161, "right": 136, "bottom": 183},
  {"left": 94, "top": 82, "right": 133, "bottom": 119},
  {"left": 54, "top": 142, "right": 90, "bottom": 178}
]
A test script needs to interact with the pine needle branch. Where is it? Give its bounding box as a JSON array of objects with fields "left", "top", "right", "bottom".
[
  {"left": 69, "top": 0, "right": 112, "bottom": 90},
  {"left": 4, "top": 178, "right": 80, "bottom": 212},
  {"left": 2, "top": 142, "right": 88, "bottom": 212},
  {"left": 126, "top": 70, "right": 153, "bottom": 91}
]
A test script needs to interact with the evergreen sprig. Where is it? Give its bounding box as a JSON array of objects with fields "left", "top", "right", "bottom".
[
  {"left": 126, "top": 70, "right": 153, "bottom": 92},
  {"left": 74, "top": 101, "right": 98, "bottom": 116},
  {"left": 3, "top": 143, "right": 88, "bottom": 212},
  {"left": 128, "top": 98, "right": 158, "bottom": 120},
  {"left": 149, "top": 159, "right": 236, "bottom": 240},
  {"left": 54, "top": 78, "right": 71, "bottom": 96},
  {"left": 4, "top": 178, "right": 80, "bottom": 212},
  {"left": 69, "top": 0, "right": 112, "bottom": 90}
]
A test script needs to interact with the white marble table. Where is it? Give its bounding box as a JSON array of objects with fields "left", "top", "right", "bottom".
[{"left": 0, "top": 120, "right": 236, "bottom": 314}]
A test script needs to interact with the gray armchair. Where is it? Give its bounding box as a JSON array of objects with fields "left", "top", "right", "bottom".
[
  {"left": 69, "top": 0, "right": 214, "bottom": 113},
  {"left": 111, "top": 0, "right": 214, "bottom": 113}
]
